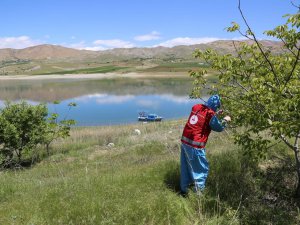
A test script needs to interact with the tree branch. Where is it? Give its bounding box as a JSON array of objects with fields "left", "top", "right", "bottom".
[
  {"left": 202, "top": 84, "right": 218, "bottom": 93},
  {"left": 291, "top": 1, "right": 300, "bottom": 10},
  {"left": 247, "top": 46, "right": 278, "bottom": 78},
  {"left": 236, "top": 29, "right": 254, "bottom": 41},
  {"left": 263, "top": 82, "right": 277, "bottom": 92},
  {"left": 232, "top": 41, "right": 244, "bottom": 60},
  {"left": 238, "top": 0, "right": 280, "bottom": 85},
  {"left": 266, "top": 140, "right": 283, "bottom": 150},
  {"left": 284, "top": 47, "right": 300, "bottom": 87},
  {"left": 232, "top": 41, "right": 257, "bottom": 84},
  {"left": 280, "top": 134, "right": 294, "bottom": 150},
  {"left": 235, "top": 80, "right": 250, "bottom": 92},
  {"left": 294, "top": 131, "right": 300, "bottom": 152},
  {"left": 279, "top": 37, "right": 299, "bottom": 57}
]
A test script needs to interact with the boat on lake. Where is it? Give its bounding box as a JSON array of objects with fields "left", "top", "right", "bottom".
[{"left": 138, "top": 112, "right": 163, "bottom": 122}]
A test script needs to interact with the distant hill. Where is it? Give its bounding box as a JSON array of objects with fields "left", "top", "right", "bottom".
[
  {"left": 0, "top": 40, "right": 283, "bottom": 75},
  {"left": 101, "top": 40, "right": 283, "bottom": 59},
  {"left": 0, "top": 40, "right": 283, "bottom": 61},
  {"left": 0, "top": 44, "right": 98, "bottom": 61}
]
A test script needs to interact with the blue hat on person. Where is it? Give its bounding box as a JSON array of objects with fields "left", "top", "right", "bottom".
[{"left": 205, "top": 95, "right": 221, "bottom": 112}]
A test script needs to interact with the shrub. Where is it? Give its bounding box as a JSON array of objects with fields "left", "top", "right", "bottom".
[
  {"left": 0, "top": 101, "right": 76, "bottom": 167},
  {"left": 0, "top": 101, "right": 48, "bottom": 167}
]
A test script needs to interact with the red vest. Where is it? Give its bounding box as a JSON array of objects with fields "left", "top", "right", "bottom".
[{"left": 181, "top": 104, "right": 215, "bottom": 149}]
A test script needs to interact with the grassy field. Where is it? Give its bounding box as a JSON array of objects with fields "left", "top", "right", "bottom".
[
  {"left": 39, "top": 65, "right": 127, "bottom": 75},
  {"left": 0, "top": 121, "right": 299, "bottom": 224},
  {"left": 0, "top": 59, "right": 210, "bottom": 75},
  {"left": 136, "top": 62, "right": 210, "bottom": 73}
]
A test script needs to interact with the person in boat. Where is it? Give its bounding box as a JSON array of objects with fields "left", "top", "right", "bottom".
[{"left": 180, "top": 94, "right": 231, "bottom": 196}]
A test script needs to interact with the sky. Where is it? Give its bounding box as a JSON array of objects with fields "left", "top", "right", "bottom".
[{"left": 0, "top": 0, "right": 298, "bottom": 50}]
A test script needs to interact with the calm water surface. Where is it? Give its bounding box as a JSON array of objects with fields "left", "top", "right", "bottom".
[{"left": 0, "top": 77, "right": 204, "bottom": 126}]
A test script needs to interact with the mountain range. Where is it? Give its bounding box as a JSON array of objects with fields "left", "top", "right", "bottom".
[
  {"left": 0, "top": 40, "right": 282, "bottom": 61},
  {"left": 0, "top": 40, "right": 283, "bottom": 75}
]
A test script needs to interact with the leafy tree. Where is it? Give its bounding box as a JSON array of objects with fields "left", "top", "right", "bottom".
[
  {"left": 0, "top": 101, "right": 48, "bottom": 166},
  {"left": 0, "top": 101, "right": 76, "bottom": 167},
  {"left": 190, "top": 1, "right": 300, "bottom": 196}
]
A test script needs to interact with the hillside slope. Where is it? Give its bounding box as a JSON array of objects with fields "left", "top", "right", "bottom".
[{"left": 0, "top": 40, "right": 283, "bottom": 75}]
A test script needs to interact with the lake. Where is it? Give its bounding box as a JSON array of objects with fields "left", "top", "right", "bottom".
[{"left": 0, "top": 77, "right": 203, "bottom": 126}]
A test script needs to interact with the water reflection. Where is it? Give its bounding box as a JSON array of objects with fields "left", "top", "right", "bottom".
[
  {"left": 0, "top": 77, "right": 203, "bottom": 126},
  {"left": 0, "top": 78, "right": 194, "bottom": 102}
]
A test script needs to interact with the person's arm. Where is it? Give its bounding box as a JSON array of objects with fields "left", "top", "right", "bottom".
[{"left": 209, "top": 115, "right": 231, "bottom": 132}]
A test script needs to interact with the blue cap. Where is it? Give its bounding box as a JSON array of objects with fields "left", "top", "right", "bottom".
[{"left": 205, "top": 95, "right": 221, "bottom": 112}]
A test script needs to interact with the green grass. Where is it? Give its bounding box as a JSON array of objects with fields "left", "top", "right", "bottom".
[
  {"left": 0, "top": 121, "right": 300, "bottom": 224},
  {"left": 0, "top": 58, "right": 216, "bottom": 75},
  {"left": 39, "top": 66, "right": 128, "bottom": 75},
  {"left": 139, "top": 62, "right": 209, "bottom": 73}
]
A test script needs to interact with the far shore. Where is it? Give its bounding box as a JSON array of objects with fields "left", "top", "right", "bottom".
[{"left": 0, "top": 72, "right": 189, "bottom": 80}]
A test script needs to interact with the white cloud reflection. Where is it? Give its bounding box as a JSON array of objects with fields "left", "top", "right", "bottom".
[
  {"left": 136, "top": 99, "right": 160, "bottom": 108},
  {"left": 74, "top": 94, "right": 135, "bottom": 104},
  {"left": 74, "top": 93, "right": 200, "bottom": 106},
  {"left": 136, "top": 94, "right": 200, "bottom": 108},
  {"left": 0, "top": 101, "right": 5, "bottom": 109},
  {"left": 159, "top": 94, "right": 200, "bottom": 104}
]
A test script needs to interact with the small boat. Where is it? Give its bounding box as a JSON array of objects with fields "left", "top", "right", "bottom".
[{"left": 138, "top": 112, "right": 163, "bottom": 122}]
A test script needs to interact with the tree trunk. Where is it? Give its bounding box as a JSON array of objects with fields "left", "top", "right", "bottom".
[
  {"left": 294, "top": 154, "right": 300, "bottom": 197},
  {"left": 46, "top": 143, "right": 50, "bottom": 156},
  {"left": 294, "top": 133, "right": 300, "bottom": 198},
  {"left": 46, "top": 141, "right": 52, "bottom": 156},
  {"left": 280, "top": 134, "right": 300, "bottom": 197},
  {"left": 16, "top": 149, "right": 22, "bottom": 164}
]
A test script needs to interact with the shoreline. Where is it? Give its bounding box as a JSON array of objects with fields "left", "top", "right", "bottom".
[{"left": 0, "top": 72, "right": 189, "bottom": 80}]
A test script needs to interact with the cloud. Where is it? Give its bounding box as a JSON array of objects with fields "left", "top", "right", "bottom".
[
  {"left": 134, "top": 31, "right": 161, "bottom": 41},
  {"left": 93, "top": 39, "right": 135, "bottom": 49},
  {"left": 68, "top": 41, "right": 86, "bottom": 49},
  {"left": 71, "top": 39, "right": 136, "bottom": 51},
  {"left": 232, "top": 37, "right": 247, "bottom": 41},
  {"left": 83, "top": 46, "right": 106, "bottom": 51},
  {"left": 155, "top": 37, "right": 223, "bottom": 47},
  {"left": 0, "top": 36, "right": 42, "bottom": 49},
  {"left": 65, "top": 41, "right": 106, "bottom": 51},
  {"left": 77, "top": 36, "right": 248, "bottom": 50},
  {"left": 0, "top": 35, "right": 248, "bottom": 51}
]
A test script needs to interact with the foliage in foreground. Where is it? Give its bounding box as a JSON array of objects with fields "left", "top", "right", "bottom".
[{"left": 190, "top": 3, "right": 300, "bottom": 196}]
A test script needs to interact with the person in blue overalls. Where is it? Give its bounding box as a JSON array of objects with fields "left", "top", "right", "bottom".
[{"left": 180, "top": 95, "right": 231, "bottom": 195}]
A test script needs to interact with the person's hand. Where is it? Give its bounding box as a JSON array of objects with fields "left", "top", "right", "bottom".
[
  {"left": 224, "top": 116, "right": 231, "bottom": 122},
  {"left": 216, "top": 109, "right": 224, "bottom": 115}
]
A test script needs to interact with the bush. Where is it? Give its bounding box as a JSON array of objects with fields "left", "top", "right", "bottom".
[
  {"left": 0, "top": 101, "right": 75, "bottom": 167},
  {"left": 0, "top": 101, "right": 48, "bottom": 167}
]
